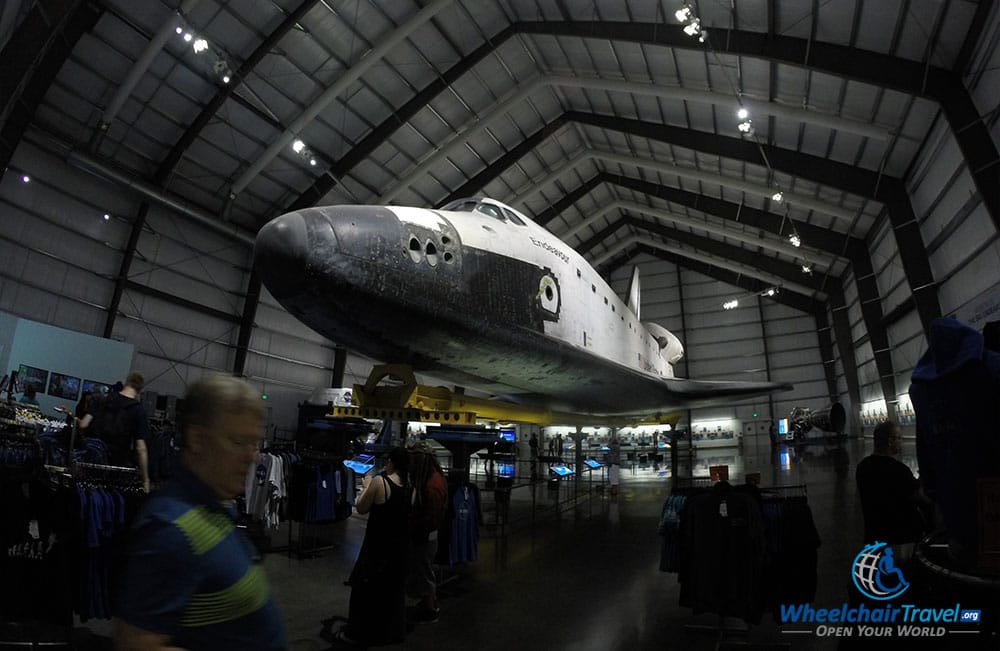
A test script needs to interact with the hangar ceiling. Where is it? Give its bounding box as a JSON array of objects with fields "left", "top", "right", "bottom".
[{"left": 2, "top": 0, "right": 995, "bottom": 378}]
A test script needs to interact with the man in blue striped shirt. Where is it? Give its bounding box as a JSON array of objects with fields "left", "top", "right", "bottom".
[{"left": 114, "top": 375, "right": 286, "bottom": 650}]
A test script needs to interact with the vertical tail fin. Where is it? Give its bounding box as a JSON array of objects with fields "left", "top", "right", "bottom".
[{"left": 627, "top": 266, "right": 641, "bottom": 321}]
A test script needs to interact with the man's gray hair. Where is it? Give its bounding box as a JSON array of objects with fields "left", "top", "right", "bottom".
[{"left": 179, "top": 374, "right": 264, "bottom": 435}]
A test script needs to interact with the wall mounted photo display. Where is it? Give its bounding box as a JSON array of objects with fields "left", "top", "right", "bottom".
[
  {"left": 48, "top": 372, "right": 81, "bottom": 400},
  {"left": 18, "top": 364, "right": 49, "bottom": 393},
  {"left": 82, "top": 379, "right": 112, "bottom": 396}
]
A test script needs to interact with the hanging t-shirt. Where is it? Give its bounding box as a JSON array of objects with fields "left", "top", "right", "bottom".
[{"left": 449, "top": 485, "right": 479, "bottom": 564}]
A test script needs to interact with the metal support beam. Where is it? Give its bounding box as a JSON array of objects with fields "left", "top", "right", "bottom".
[
  {"left": 233, "top": 271, "right": 262, "bottom": 376},
  {"left": 602, "top": 244, "right": 822, "bottom": 316},
  {"left": 331, "top": 346, "right": 347, "bottom": 388},
  {"left": 231, "top": 0, "right": 454, "bottom": 197},
  {"left": 158, "top": 0, "right": 320, "bottom": 178},
  {"left": 757, "top": 296, "right": 776, "bottom": 422},
  {"left": 104, "top": 203, "right": 149, "bottom": 337},
  {"left": 847, "top": 252, "right": 899, "bottom": 421},
  {"left": 828, "top": 284, "right": 863, "bottom": 426},
  {"left": 0, "top": 0, "right": 102, "bottom": 178},
  {"left": 122, "top": 280, "right": 240, "bottom": 324},
  {"left": 881, "top": 189, "right": 941, "bottom": 334},
  {"left": 814, "top": 309, "right": 840, "bottom": 404},
  {"left": 515, "top": 20, "right": 1000, "bottom": 231},
  {"left": 601, "top": 171, "right": 858, "bottom": 258},
  {"left": 442, "top": 115, "right": 568, "bottom": 203},
  {"left": 585, "top": 216, "right": 831, "bottom": 296}
]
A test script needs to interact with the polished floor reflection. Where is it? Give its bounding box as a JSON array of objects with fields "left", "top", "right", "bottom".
[{"left": 261, "top": 436, "right": 990, "bottom": 650}]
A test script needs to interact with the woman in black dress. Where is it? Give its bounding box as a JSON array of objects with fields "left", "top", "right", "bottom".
[{"left": 336, "top": 447, "right": 409, "bottom": 646}]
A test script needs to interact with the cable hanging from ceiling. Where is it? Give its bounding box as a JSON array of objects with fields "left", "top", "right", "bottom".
[{"left": 673, "top": 3, "right": 815, "bottom": 283}]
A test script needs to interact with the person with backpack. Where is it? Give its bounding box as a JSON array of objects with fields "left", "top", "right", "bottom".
[
  {"left": 406, "top": 444, "right": 448, "bottom": 623},
  {"left": 79, "top": 371, "right": 151, "bottom": 492}
]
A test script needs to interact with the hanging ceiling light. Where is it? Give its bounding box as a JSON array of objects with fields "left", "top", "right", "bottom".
[
  {"left": 292, "top": 139, "right": 306, "bottom": 154},
  {"left": 771, "top": 191, "right": 783, "bottom": 202},
  {"left": 789, "top": 234, "right": 801, "bottom": 248},
  {"left": 737, "top": 107, "right": 749, "bottom": 120},
  {"left": 737, "top": 119, "right": 754, "bottom": 134}
]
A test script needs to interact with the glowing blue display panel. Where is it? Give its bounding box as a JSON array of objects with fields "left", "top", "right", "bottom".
[
  {"left": 549, "top": 464, "right": 574, "bottom": 477},
  {"left": 584, "top": 459, "right": 602, "bottom": 469},
  {"left": 343, "top": 453, "right": 375, "bottom": 474}
]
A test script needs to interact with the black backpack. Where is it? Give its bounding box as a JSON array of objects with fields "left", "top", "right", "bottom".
[{"left": 90, "top": 394, "right": 139, "bottom": 465}]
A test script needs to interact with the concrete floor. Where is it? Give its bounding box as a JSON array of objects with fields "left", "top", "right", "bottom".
[{"left": 250, "top": 435, "right": 993, "bottom": 651}]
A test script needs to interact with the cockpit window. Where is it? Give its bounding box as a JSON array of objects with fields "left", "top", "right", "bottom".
[
  {"left": 500, "top": 207, "right": 526, "bottom": 226},
  {"left": 475, "top": 203, "right": 504, "bottom": 222},
  {"left": 443, "top": 200, "right": 478, "bottom": 212}
]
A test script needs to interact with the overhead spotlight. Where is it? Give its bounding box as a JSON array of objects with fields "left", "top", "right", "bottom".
[
  {"left": 771, "top": 191, "right": 783, "bottom": 202},
  {"left": 802, "top": 265, "right": 813, "bottom": 274},
  {"left": 102, "top": 213, "right": 110, "bottom": 221},
  {"left": 737, "top": 107, "right": 749, "bottom": 120},
  {"left": 175, "top": 26, "right": 183, "bottom": 35},
  {"left": 309, "top": 158, "right": 317, "bottom": 166},
  {"left": 683, "top": 19, "right": 701, "bottom": 37},
  {"left": 675, "top": 6, "right": 693, "bottom": 22},
  {"left": 183, "top": 32, "right": 193, "bottom": 42},
  {"left": 766, "top": 288, "right": 776, "bottom": 297},
  {"left": 292, "top": 139, "right": 306, "bottom": 154},
  {"left": 698, "top": 30, "right": 708, "bottom": 43},
  {"left": 193, "top": 38, "right": 209, "bottom": 54},
  {"left": 20, "top": 175, "right": 30, "bottom": 183},
  {"left": 789, "top": 234, "right": 801, "bottom": 248},
  {"left": 737, "top": 119, "right": 754, "bottom": 134},
  {"left": 222, "top": 74, "right": 231, "bottom": 84}
]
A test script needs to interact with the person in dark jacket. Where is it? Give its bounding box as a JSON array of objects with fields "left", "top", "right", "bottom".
[
  {"left": 909, "top": 317, "right": 1000, "bottom": 563},
  {"left": 856, "top": 420, "right": 927, "bottom": 547}
]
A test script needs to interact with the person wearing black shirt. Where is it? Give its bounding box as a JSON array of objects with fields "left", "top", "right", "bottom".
[
  {"left": 79, "top": 371, "right": 150, "bottom": 491},
  {"left": 856, "top": 420, "right": 927, "bottom": 546}
]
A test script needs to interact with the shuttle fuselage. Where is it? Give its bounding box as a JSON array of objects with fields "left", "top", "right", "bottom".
[{"left": 254, "top": 198, "right": 789, "bottom": 417}]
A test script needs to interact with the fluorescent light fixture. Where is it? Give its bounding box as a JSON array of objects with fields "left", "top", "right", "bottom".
[
  {"left": 737, "top": 107, "right": 749, "bottom": 120},
  {"left": 193, "top": 38, "right": 209, "bottom": 54},
  {"left": 789, "top": 234, "right": 801, "bottom": 248},
  {"left": 771, "top": 191, "right": 783, "bottom": 202},
  {"left": 292, "top": 139, "right": 306, "bottom": 154}
]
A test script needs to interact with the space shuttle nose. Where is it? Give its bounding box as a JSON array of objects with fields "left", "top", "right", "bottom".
[{"left": 254, "top": 211, "right": 309, "bottom": 298}]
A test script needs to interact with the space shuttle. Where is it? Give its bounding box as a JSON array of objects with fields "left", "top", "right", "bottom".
[{"left": 254, "top": 197, "right": 791, "bottom": 422}]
